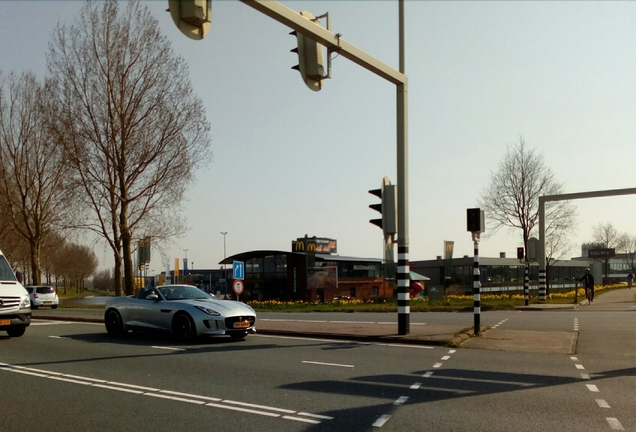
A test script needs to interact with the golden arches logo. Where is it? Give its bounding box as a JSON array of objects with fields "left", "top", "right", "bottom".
[
  {"left": 295, "top": 241, "right": 305, "bottom": 251},
  {"left": 307, "top": 243, "right": 316, "bottom": 252}
]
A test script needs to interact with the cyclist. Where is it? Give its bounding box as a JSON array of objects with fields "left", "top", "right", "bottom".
[{"left": 578, "top": 268, "right": 595, "bottom": 304}]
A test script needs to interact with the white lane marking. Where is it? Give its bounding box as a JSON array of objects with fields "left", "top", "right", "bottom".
[
  {"left": 223, "top": 400, "right": 295, "bottom": 414},
  {"left": 433, "top": 363, "right": 443, "bottom": 368},
  {"left": 386, "top": 344, "right": 434, "bottom": 349},
  {"left": 575, "top": 364, "right": 585, "bottom": 370},
  {"left": 159, "top": 390, "right": 221, "bottom": 402},
  {"left": 48, "top": 336, "right": 67, "bottom": 339},
  {"left": 596, "top": 399, "right": 611, "bottom": 408},
  {"left": 302, "top": 361, "right": 354, "bottom": 368},
  {"left": 151, "top": 346, "right": 185, "bottom": 351},
  {"left": 297, "top": 412, "right": 335, "bottom": 420},
  {"left": 393, "top": 396, "right": 409, "bottom": 406},
  {"left": 448, "top": 350, "right": 456, "bottom": 354},
  {"left": 30, "top": 321, "right": 74, "bottom": 326},
  {"left": 410, "top": 382, "right": 422, "bottom": 390},
  {"left": 586, "top": 384, "right": 600, "bottom": 392},
  {"left": 411, "top": 323, "right": 427, "bottom": 326},
  {"left": 606, "top": 418, "right": 625, "bottom": 430},
  {"left": 377, "top": 322, "right": 395, "bottom": 325},
  {"left": 0, "top": 363, "right": 330, "bottom": 423},
  {"left": 570, "top": 357, "right": 578, "bottom": 361},
  {"left": 441, "top": 356, "right": 451, "bottom": 361},
  {"left": 423, "top": 371, "right": 434, "bottom": 378},
  {"left": 581, "top": 374, "right": 590, "bottom": 380},
  {"left": 146, "top": 393, "right": 206, "bottom": 404},
  {"left": 205, "top": 402, "right": 280, "bottom": 417},
  {"left": 372, "top": 414, "right": 391, "bottom": 427}
]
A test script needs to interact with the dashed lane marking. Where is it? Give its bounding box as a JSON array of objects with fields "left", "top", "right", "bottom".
[
  {"left": 433, "top": 363, "right": 443, "bottom": 368},
  {"left": 393, "top": 396, "right": 409, "bottom": 406},
  {"left": 586, "top": 384, "right": 600, "bottom": 392},
  {"left": 255, "top": 334, "right": 434, "bottom": 349},
  {"left": 596, "top": 399, "right": 611, "bottom": 408},
  {"left": 372, "top": 414, "right": 391, "bottom": 428},
  {"left": 606, "top": 418, "right": 625, "bottom": 431},
  {"left": 575, "top": 364, "right": 585, "bottom": 370},
  {"left": 410, "top": 382, "right": 422, "bottom": 390}
]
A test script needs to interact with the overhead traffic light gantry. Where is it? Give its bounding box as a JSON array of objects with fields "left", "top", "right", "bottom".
[{"left": 290, "top": 11, "right": 326, "bottom": 92}]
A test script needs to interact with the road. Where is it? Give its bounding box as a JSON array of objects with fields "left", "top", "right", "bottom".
[{"left": 2, "top": 290, "right": 636, "bottom": 431}]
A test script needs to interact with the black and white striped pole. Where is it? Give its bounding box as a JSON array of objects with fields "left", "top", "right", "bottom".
[
  {"left": 524, "top": 264, "right": 529, "bottom": 306},
  {"left": 467, "top": 208, "right": 485, "bottom": 336}
]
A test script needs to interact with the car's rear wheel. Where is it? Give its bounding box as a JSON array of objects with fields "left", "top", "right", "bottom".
[
  {"left": 51, "top": 305, "right": 58, "bottom": 309},
  {"left": 105, "top": 309, "right": 126, "bottom": 336},
  {"left": 172, "top": 313, "right": 196, "bottom": 342},
  {"left": 6, "top": 327, "right": 26, "bottom": 337}
]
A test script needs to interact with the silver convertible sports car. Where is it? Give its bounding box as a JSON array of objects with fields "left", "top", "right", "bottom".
[{"left": 104, "top": 285, "right": 256, "bottom": 341}]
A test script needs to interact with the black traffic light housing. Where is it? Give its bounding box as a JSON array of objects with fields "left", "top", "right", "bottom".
[
  {"left": 369, "top": 177, "right": 396, "bottom": 236},
  {"left": 466, "top": 208, "right": 485, "bottom": 233},
  {"left": 517, "top": 247, "right": 524, "bottom": 260}
]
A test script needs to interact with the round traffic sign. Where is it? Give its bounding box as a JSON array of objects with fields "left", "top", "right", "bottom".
[{"left": 232, "top": 279, "right": 245, "bottom": 295}]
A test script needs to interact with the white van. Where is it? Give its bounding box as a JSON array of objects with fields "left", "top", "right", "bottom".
[{"left": 0, "top": 249, "right": 31, "bottom": 337}]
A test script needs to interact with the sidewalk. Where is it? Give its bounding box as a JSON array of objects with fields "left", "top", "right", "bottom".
[{"left": 31, "top": 308, "right": 474, "bottom": 347}]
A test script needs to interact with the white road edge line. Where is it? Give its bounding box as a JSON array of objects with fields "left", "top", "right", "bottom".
[
  {"left": 302, "top": 361, "right": 354, "bottom": 368},
  {"left": 151, "top": 346, "right": 185, "bottom": 351}
]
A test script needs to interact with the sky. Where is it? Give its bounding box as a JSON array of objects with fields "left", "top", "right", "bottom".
[{"left": 1, "top": 1, "right": 635, "bottom": 274}]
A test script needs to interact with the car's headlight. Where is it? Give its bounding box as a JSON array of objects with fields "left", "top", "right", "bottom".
[
  {"left": 194, "top": 305, "right": 221, "bottom": 316},
  {"left": 20, "top": 295, "right": 30, "bottom": 309}
]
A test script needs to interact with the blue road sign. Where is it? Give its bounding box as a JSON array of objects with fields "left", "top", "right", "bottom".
[{"left": 233, "top": 261, "right": 245, "bottom": 280}]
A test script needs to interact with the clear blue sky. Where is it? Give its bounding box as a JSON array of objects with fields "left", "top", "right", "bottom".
[{"left": 1, "top": 1, "right": 635, "bottom": 273}]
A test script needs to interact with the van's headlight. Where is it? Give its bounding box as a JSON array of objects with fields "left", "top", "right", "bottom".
[{"left": 20, "top": 295, "right": 30, "bottom": 309}]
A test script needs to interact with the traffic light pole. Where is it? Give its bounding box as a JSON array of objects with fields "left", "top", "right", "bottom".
[{"left": 240, "top": 0, "right": 411, "bottom": 334}]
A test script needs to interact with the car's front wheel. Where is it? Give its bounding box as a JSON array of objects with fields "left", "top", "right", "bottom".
[
  {"left": 105, "top": 309, "right": 126, "bottom": 336},
  {"left": 172, "top": 313, "right": 196, "bottom": 342}
]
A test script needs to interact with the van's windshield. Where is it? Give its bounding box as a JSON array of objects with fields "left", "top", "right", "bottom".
[{"left": 0, "top": 255, "right": 17, "bottom": 282}]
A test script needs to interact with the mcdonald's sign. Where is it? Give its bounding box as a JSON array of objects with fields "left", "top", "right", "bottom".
[{"left": 292, "top": 237, "right": 337, "bottom": 254}]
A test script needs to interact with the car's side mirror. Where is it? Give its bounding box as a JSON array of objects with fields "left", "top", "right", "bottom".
[{"left": 146, "top": 294, "right": 159, "bottom": 301}]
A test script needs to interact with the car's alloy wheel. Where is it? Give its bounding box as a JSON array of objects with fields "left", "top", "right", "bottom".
[
  {"left": 173, "top": 313, "right": 196, "bottom": 342},
  {"left": 105, "top": 309, "right": 125, "bottom": 336}
]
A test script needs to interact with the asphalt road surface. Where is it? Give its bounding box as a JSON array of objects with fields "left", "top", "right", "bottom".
[{"left": 3, "top": 290, "right": 636, "bottom": 431}]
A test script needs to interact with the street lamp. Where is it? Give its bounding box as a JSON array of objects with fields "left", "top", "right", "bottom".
[{"left": 221, "top": 232, "right": 228, "bottom": 298}]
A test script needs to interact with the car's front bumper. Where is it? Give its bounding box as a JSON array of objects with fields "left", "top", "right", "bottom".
[{"left": 0, "top": 309, "right": 31, "bottom": 330}]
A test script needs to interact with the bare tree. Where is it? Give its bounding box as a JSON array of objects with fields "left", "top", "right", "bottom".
[
  {"left": 0, "top": 71, "right": 74, "bottom": 285},
  {"left": 619, "top": 234, "right": 636, "bottom": 273},
  {"left": 480, "top": 137, "right": 577, "bottom": 258},
  {"left": 47, "top": 1, "right": 212, "bottom": 295},
  {"left": 592, "top": 222, "right": 626, "bottom": 284}
]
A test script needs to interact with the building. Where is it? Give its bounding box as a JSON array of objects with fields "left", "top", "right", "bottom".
[{"left": 411, "top": 255, "right": 590, "bottom": 295}]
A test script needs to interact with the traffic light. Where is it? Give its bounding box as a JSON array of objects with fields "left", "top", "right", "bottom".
[
  {"left": 369, "top": 176, "right": 396, "bottom": 236},
  {"left": 466, "top": 208, "right": 485, "bottom": 233},
  {"left": 290, "top": 11, "right": 325, "bottom": 92},
  {"left": 517, "top": 247, "right": 524, "bottom": 260},
  {"left": 168, "top": 0, "right": 212, "bottom": 40}
]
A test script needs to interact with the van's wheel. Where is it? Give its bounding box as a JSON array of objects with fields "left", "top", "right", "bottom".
[
  {"left": 7, "top": 327, "right": 26, "bottom": 337},
  {"left": 105, "top": 309, "right": 125, "bottom": 336},
  {"left": 172, "top": 313, "right": 196, "bottom": 342}
]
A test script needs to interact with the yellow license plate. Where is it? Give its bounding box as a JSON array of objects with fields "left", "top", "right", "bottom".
[
  {"left": 44, "top": 302, "right": 52, "bottom": 304},
  {"left": 234, "top": 321, "right": 250, "bottom": 329},
  {"left": 0, "top": 319, "right": 11, "bottom": 326}
]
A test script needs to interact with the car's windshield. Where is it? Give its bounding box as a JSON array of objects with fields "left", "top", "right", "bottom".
[
  {"left": 158, "top": 285, "right": 212, "bottom": 301},
  {"left": 0, "top": 255, "right": 17, "bottom": 282}
]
